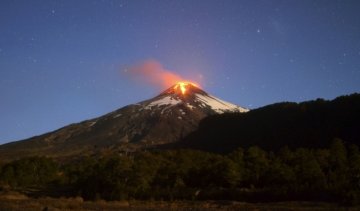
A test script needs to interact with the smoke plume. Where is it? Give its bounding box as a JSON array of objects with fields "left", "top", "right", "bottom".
[{"left": 123, "top": 60, "right": 185, "bottom": 89}]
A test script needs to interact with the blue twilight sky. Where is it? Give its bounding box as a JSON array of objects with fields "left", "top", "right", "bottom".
[{"left": 1, "top": 0, "right": 360, "bottom": 144}]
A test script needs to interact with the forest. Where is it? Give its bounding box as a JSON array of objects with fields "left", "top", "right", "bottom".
[{"left": 1, "top": 139, "right": 360, "bottom": 205}]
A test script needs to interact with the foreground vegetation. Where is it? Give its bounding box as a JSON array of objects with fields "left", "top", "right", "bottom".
[
  {"left": 1, "top": 139, "right": 360, "bottom": 206},
  {"left": 0, "top": 194, "right": 355, "bottom": 211}
]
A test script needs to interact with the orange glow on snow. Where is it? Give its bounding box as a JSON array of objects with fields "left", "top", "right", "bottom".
[{"left": 173, "top": 81, "right": 199, "bottom": 95}]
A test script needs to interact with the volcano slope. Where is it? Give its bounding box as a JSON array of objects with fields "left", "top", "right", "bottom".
[{"left": 0, "top": 82, "right": 248, "bottom": 160}]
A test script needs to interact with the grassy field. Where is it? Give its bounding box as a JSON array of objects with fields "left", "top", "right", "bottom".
[{"left": 0, "top": 191, "right": 358, "bottom": 211}]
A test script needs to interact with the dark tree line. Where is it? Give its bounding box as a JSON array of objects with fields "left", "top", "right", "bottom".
[
  {"left": 1, "top": 139, "right": 360, "bottom": 204},
  {"left": 0, "top": 156, "right": 58, "bottom": 188}
]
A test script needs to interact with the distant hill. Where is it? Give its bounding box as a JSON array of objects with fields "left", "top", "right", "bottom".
[{"left": 173, "top": 93, "right": 360, "bottom": 153}]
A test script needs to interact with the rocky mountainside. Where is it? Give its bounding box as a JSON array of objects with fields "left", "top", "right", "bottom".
[{"left": 0, "top": 82, "right": 248, "bottom": 160}]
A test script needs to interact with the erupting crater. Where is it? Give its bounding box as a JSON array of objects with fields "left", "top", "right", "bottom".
[{"left": 173, "top": 82, "right": 199, "bottom": 95}]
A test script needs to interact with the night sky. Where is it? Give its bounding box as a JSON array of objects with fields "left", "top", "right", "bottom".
[{"left": 1, "top": 0, "right": 360, "bottom": 144}]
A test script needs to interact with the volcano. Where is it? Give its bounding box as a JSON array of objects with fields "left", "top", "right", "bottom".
[{"left": 0, "top": 82, "right": 248, "bottom": 160}]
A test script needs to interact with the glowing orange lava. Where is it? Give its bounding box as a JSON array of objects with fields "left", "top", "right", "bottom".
[{"left": 173, "top": 81, "right": 198, "bottom": 95}]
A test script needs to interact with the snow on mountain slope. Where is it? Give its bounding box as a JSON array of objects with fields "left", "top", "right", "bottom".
[
  {"left": 145, "top": 96, "right": 181, "bottom": 109},
  {"left": 140, "top": 82, "right": 249, "bottom": 114},
  {"left": 195, "top": 94, "right": 249, "bottom": 113}
]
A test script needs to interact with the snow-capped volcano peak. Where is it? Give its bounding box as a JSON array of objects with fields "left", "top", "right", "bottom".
[{"left": 143, "top": 82, "right": 249, "bottom": 114}]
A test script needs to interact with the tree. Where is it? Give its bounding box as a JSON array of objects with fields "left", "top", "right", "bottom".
[
  {"left": 328, "top": 138, "right": 348, "bottom": 191},
  {"left": 244, "top": 146, "right": 269, "bottom": 187},
  {"left": 348, "top": 144, "right": 360, "bottom": 189},
  {"left": 128, "top": 152, "right": 161, "bottom": 198},
  {"left": 265, "top": 158, "right": 295, "bottom": 189},
  {"left": 293, "top": 148, "right": 326, "bottom": 191},
  {"left": 228, "top": 147, "right": 245, "bottom": 185}
]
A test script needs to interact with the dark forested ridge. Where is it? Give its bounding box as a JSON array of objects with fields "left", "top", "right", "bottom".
[
  {"left": 173, "top": 93, "right": 360, "bottom": 153},
  {"left": 1, "top": 140, "right": 360, "bottom": 205}
]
